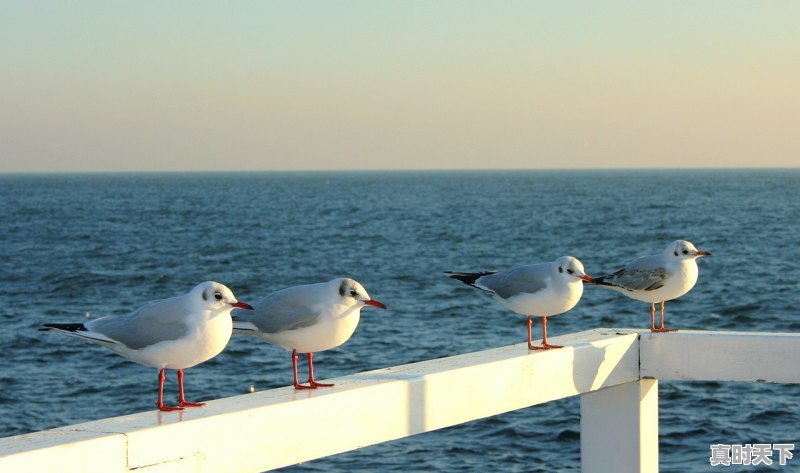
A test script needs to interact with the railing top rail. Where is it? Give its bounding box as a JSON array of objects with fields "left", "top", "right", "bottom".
[{"left": 1, "top": 328, "right": 798, "bottom": 472}]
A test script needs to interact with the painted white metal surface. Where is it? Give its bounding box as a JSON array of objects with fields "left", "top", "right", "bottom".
[
  {"left": 640, "top": 330, "right": 800, "bottom": 383},
  {"left": 0, "top": 329, "right": 638, "bottom": 473},
  {"left": 581, "top": 379, "right": 659, "bottom": 473},
  {"left": 0, "top": 429, "right": 127, "bottom": 473},
  {"left": 1, "top": 329, "right": 799, "bottom": 472}
]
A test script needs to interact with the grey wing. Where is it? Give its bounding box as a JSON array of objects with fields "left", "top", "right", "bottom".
[
  {"left": 87, "top": 298, "right": 190, "bottom": 350},
  {"left": 480, "top": 264, "right": 549, "bottom": 299},
  {"left": 607, "top": 256, "right": 667, "bottom": 291},
  {"left": 236, "top": 289, "right": 322, "bottom": 334}
]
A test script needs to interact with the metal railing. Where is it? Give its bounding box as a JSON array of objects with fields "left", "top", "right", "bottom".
[{"left": 1, "top": 328, "right": 798, "bottom": 473}]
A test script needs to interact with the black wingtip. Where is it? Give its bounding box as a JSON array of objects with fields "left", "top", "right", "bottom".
[
  {"left": 584, "top": 275, "right": 614, "bottom": 286},
  {"left": 445, "top": 271, "right": 480, "bottom": 286},
  {"left": 445, "top": 270, "right": 497, "bottom": 291},
  {"left": 40, "top": 323, "right": 87, "bottom": 332}
]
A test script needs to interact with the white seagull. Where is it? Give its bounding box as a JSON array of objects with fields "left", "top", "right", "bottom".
[
  {"left": 446, "top": 256, "right": 593, "bottom": 350},
  {"left": 232, "top": 278, "right": 386, "bottom": 390},
  {"left": 589, "top": 240, "right": 711, "bottom": 332},
  {"left": 41, "top": 281, "right": 254, "bottom": 411}
]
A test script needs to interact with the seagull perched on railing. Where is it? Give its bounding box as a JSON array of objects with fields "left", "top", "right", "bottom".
[
  {"left": 232, "top": 278, "right": 386, "bottom": 390},
  {"left": 40, "top": 281, "right": 253, "bottom": 411},
  {"left": 446, "top": 256, "right": 593, "bottom": 350},
  {"left": 587, "top": 240, "right": 711, "bottom": 332}
]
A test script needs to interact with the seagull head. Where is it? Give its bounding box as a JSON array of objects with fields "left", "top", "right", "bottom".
[
  {"left": 193, "top": 281, "right": 254, "bottom": 312},
  {"left": 555, "top": 256, "right": 593, "bottom": 283},
  {"left": 665, "top": 240, "right": 711, "bottom": 260},
  {"left": 336, "top": 278, "right": 387, "bottom": 310}
]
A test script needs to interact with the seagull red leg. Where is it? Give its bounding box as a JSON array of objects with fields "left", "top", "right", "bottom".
[
  {"left": 654, "top": 300, "right": 678, "bottom": 332},
  {"left": 177, "top": 369, "right": 204, "bottom": 408},
  {"left": 292, "top": 349, "right": 314, "bottom": 390},
  {"left": 649, "top": 302, "right": 657, "bottom": 331},
  {"left": 156, "top": 369, "right": 183, "bottom": 411},
  {"left": 528, "top": 316, "right": 560, "bottom": 350},
  {"left": 306, "top": 352, "right": 333, "bottom": 388},
  {"left": 540, "top": 316, "right": 563, "bottom": 349},
  {"left": 527, "top": 316, "right": 544, "bottom": 350},
  {"left": 650, "top": 302, "right": 658, "bottom": 332}
]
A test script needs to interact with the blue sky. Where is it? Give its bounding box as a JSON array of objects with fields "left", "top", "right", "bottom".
[{"left": 2, "top": 1, "right": 798, "bottom": 172}]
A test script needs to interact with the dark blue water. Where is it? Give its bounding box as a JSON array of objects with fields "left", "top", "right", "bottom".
[{"left": 1, "top": 170, "right": 798, "bottom": 472}]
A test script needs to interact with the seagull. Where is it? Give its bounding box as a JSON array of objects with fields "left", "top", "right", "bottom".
[
  {"left": 40, "top": 281, "right": 254, "bottom": 411},
  {"left": 588, "top": 240, "right": 711, "bottom": 332},
  {"left": 232, "top": 278, "right": 387, "bottom": 390},
  {"left": 446, "top": 256, "right": 593, "bottom": 350}
]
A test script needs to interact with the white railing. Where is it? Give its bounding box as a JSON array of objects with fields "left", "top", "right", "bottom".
[{"left": 1, "top": 328, "right": 798, "bottom": 473}]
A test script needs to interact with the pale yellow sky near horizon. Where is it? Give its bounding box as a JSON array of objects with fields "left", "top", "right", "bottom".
[{"left": 2, "top": 1, "right": 799, "bottom": 173}]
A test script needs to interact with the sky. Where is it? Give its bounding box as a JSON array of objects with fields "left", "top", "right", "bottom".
[{"left": 2, "top": 1, "right": 799, "bottom": 173}]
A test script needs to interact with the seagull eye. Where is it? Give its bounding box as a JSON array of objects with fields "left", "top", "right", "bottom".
[
  {"left": 682, "top": 250, "right": 688, "bottom": 255},
  {"left": 349, "top": 290, "right": 358, "bottom": 297},
  {"left": 558, "top": 267, "right": 563, "bottom": 273},
  {"left": 567, "top": 269, "right": 575, "bottom": 275},
  {"left": 214, "top": 292, "right": 222, "bottom": 301}
]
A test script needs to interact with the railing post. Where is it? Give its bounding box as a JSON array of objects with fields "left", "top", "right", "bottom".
[{"left": 580, "top": 379, "right": 658, "bottom": 473}]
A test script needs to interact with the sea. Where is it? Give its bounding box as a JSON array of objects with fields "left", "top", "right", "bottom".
[{"left": 0, "top": 169, "right": 798, "bottom": 472}]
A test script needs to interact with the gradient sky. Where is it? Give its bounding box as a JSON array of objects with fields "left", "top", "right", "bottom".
[{"left": 2, "top": 1, "right": 799, "bottom": 172}]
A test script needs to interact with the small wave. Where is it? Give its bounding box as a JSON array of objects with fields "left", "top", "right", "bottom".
[
  {"left": 556, "top": 429, "right": 580, "bottom": 441},
  {"left": 661, "top": 427, "right": 709, "bottom": 439},
  {"left": 726, "top": 302, "right": 766, "bottom": 316},
  {"left": 746, "top": 408, "right": 798, "bottom": 424}
]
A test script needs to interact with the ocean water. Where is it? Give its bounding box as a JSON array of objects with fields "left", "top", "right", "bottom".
[{"left": 1, "top": 169, "right": 798, "bottom": 472}]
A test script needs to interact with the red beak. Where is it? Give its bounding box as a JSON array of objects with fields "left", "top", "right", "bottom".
[
  {"left": 696, "top": 250, "right": 711, "bottom": 257},
  {"left": 581, "top": 274, "right": 594, "bottom": 283},
  {"left": 364, "top": 299, "right": 387, "bottom": 309},
  {"left": 231, "top": 301, "right": 254, "bottom": 311}
]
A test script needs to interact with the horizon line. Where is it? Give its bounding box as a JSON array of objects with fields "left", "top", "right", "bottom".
[{"left": 2, "top": 165, "right": 800, "bottom": 176}]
